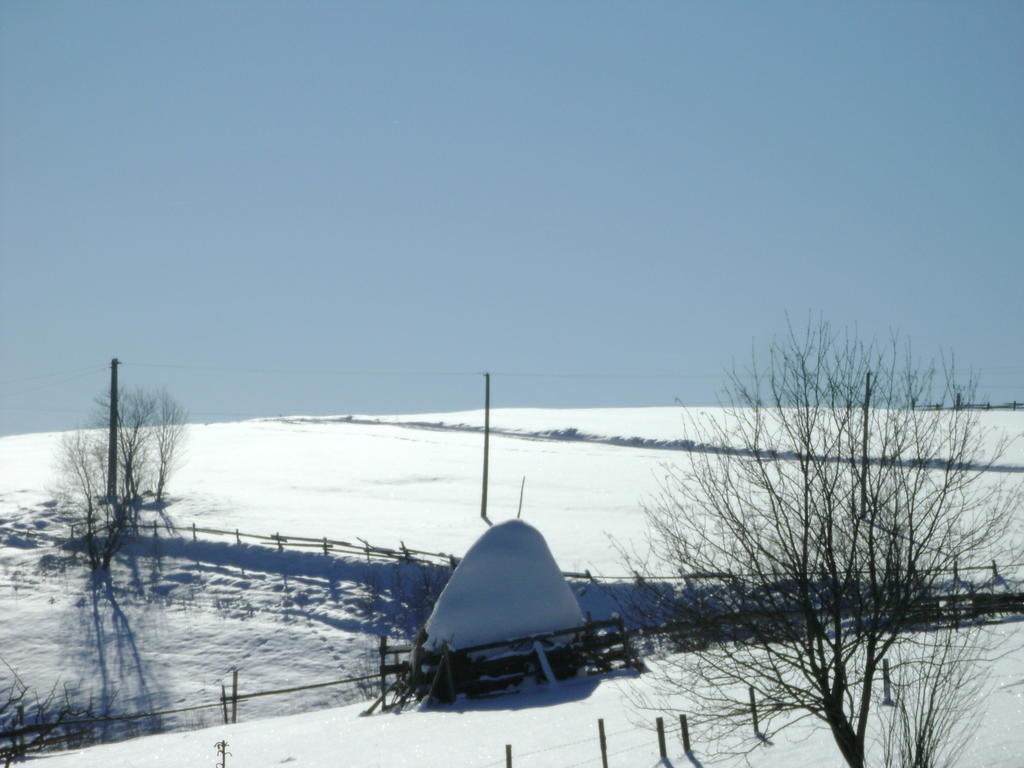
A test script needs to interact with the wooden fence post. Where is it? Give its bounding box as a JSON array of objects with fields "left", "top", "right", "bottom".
[
  {"left": 379, "top": 636, "right": 388, "bottom": 699},
  {"left": 231, "top": 669, "right": 239, "bottom": 724},
  {"left": 749, "top": 686, "right": 759, "bottom": 735},
  {"left": 323, "top": 537, "right": 329, "bottom": 555},
  {"left": 221, "top": 685, "right": 229, "bottom": 724},
  {"left": 275, "top": 533, "right": 283, "bottom": 552},
  {"left": 235, "top": 528, "right": 241, "bottom": 544},
  {"left": 656, "top": 716, "right": 667, "bottom": 758},
  {"left": 883, "top": 659, "right": 894, "bottom": 706},
  {"left": 598, "top": 718, "right": 608, "bottom": 768},
  {"left": 505, "top": 744, "right": 512, "bottom": 768},
  {"left": 153, "top": 520, "right": 158, "bottom": 537},
  {"left": 680, "top": 714, "right": 691, "bottom": 752},
  {"left": 192, "top": 522, "right": 197, "bottom": 541}
]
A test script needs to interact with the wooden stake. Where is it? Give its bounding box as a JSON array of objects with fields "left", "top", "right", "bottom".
[
  {"left": 231, "top": 669, "right": 239, "bottom": 724},
  {"left": 656, "top": 716, "right": 667, "bottom": 758},
  {"left": 749, "top": 686, "right": 759, "bottom": 735},
  {"left": 598, "top": 718, "right": 608, "bottom": 768},
  {"left": 680, "top": 714, "right": 691, "bottom": 752},
  {"left": 221, "top": 685, "right": 229, "bottom": 724},
  {"left": 379, "top": 636, "right": 388, "bottom": 700},
  {"left": 505, "top": 744, "right": 512, "bottom": 768},
  {"left": 883, "top": 659, "right": 894, "bottom": 706}
]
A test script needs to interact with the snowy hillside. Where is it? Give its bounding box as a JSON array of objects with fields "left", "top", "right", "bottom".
[{"left": 1, "top": 407, "right": 1023, "bottom": 766}]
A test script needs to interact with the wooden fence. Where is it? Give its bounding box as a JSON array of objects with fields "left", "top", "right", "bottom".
[
  {"left": 67, "top": 519, "right": 596, "bottom": 579},
  {"left": 915, "top": 398, "right": 1023, "bottom": 411},
  {"left": 0, "top": 669, "right": 378, "bottom": 764},
  {"left": 369, "top": 618, "right": 638, "bottom": 712}
]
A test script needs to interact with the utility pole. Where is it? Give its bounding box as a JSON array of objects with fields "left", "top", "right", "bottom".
[
  {"left": 107, "top": 358, "right": 120, "bottom": 504},
  {"left": 480, "top": 372, "right": 490, "bottom": 521}
]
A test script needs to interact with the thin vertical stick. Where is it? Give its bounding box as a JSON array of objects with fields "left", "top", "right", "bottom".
[
  {"left": 749, "top": 686, "right": 759, "bottom": 735},
  {"left": 517, "top": 476, "right": 526, "bottom": 519},
  {"left": 379, "top": 636, "right": 388, "bottom": 700},
  {"left": 221, "top": 685, "right": 229, "bottom": 724},
  {"left": 505, "top": 744, "right": 512, "bottom": 768},
  {"left": 656, "top": 716, "right": 667, "bottom": 758},
  {"left": 680, "top": 714, "right": 691, "bottom": 752},
  {"left": 231, "top": 669, "right": 239, "bottom": 724},
  {"left": 598, "top": 718, "right": 608, "bottom": 768},
  {"left": 883, "top": 659, "right": 894, "bottom": 706}
]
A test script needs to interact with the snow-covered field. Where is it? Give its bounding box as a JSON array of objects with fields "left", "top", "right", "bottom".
[{"left": 1, "top": 407, "right": 1023, "bottom": 766}]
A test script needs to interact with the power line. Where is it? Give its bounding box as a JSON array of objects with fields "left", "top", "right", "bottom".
[
  {"left": 0, "top": 365, "right": 107, "bottom": 388},
  {"left": 129, "top": 363, "right": 478, "bottom": 377},
  {"left": 0, "top": 367, "right": 107, "bottom": 398},
  {"left": 130, "top": 362, "right": 726, "bottom": 381}
]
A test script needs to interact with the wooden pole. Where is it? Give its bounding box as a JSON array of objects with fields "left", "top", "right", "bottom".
[
  {"left": 379, "top": 636, "right": 388, "bottom": 700},
  {"left": 221, "top": 684, "right": 229, "bottom": 724},
  {"left": 231, "top": 669, "right": 239, "bottom": 723},
  {"left": 883, "top": 659, "right": 893, "bottom": 706},
  {"left": 656, "top": 716, "right": 667, "bottom": 758},
  {"left": 749, "top": 686, "right": 759, "bottom": 735},
  {"left": 481, "top": 372, "right": 490, "bottom": 521},
  {"left": 505, "top": 744, "right": 512, "bottom": 768},
  {"left": 598, "top": 718, "right": 608, "bottom": 768},
  {"left": 516, "top": 476, "right": 526, "bottom": 519},
  {"left": 680, "top": 714, "right": 691, "bottom": 752},
  {"left": 106, "top": 358, "right": 119, "bottom": 503}
]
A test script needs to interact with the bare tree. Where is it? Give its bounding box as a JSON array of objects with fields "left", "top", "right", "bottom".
[
  {"left": 622, "top": 323, "right": 1020, "bottom": 768},
  {"left": 153, "top": 388, "right": 187, "bottom": 504},
  {"left": 54, "top": 430, "right": 124, "bottom": 570},
  {"left": 57, "top": 387, "right": 187, "bottom": 570},
  {"left": 92, "top": 387, "right": 188, "bottom": 513},
  {"left": 114, "top": 388, "right": 157, "bottom": 527},
  {"left": 879, "top": 623, "right": 990, "bottom": 768}
]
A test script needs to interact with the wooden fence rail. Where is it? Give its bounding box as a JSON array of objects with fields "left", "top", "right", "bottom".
[{"left": 67, "top": 520, "right": 1023, "bottom": 586}]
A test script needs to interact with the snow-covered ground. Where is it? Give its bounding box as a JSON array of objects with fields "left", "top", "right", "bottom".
[{"left": 1, "top": 407, "right": 1022, "bottom": 766}]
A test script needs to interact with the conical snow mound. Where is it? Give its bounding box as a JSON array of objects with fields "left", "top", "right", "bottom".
[{"left": 423, "top": 520, "right": 584, "bottom": 651}]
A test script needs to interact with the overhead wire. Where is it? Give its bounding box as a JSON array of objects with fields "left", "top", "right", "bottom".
[{"left": 0, "top": 365, "right": 108, "bottom": 398}]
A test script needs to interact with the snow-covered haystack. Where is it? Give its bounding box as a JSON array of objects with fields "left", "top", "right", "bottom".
[
  {"left": 382, "top": 520, "right": 636, "bottom": 707},
  {"left": 422, "top": 519, "right": 583, "bottom": 651}
]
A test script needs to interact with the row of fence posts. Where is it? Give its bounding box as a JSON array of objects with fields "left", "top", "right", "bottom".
[
  {"left": 500, "top": 669, "right": 906, "bottom": 765},
  {"left": 501, "top": 711, "right": 702, "bottom": 767}
]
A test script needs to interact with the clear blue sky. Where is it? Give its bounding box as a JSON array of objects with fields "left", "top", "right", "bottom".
[{"left": 1, "top": 1, "right": 1021, "bottom": 436}]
